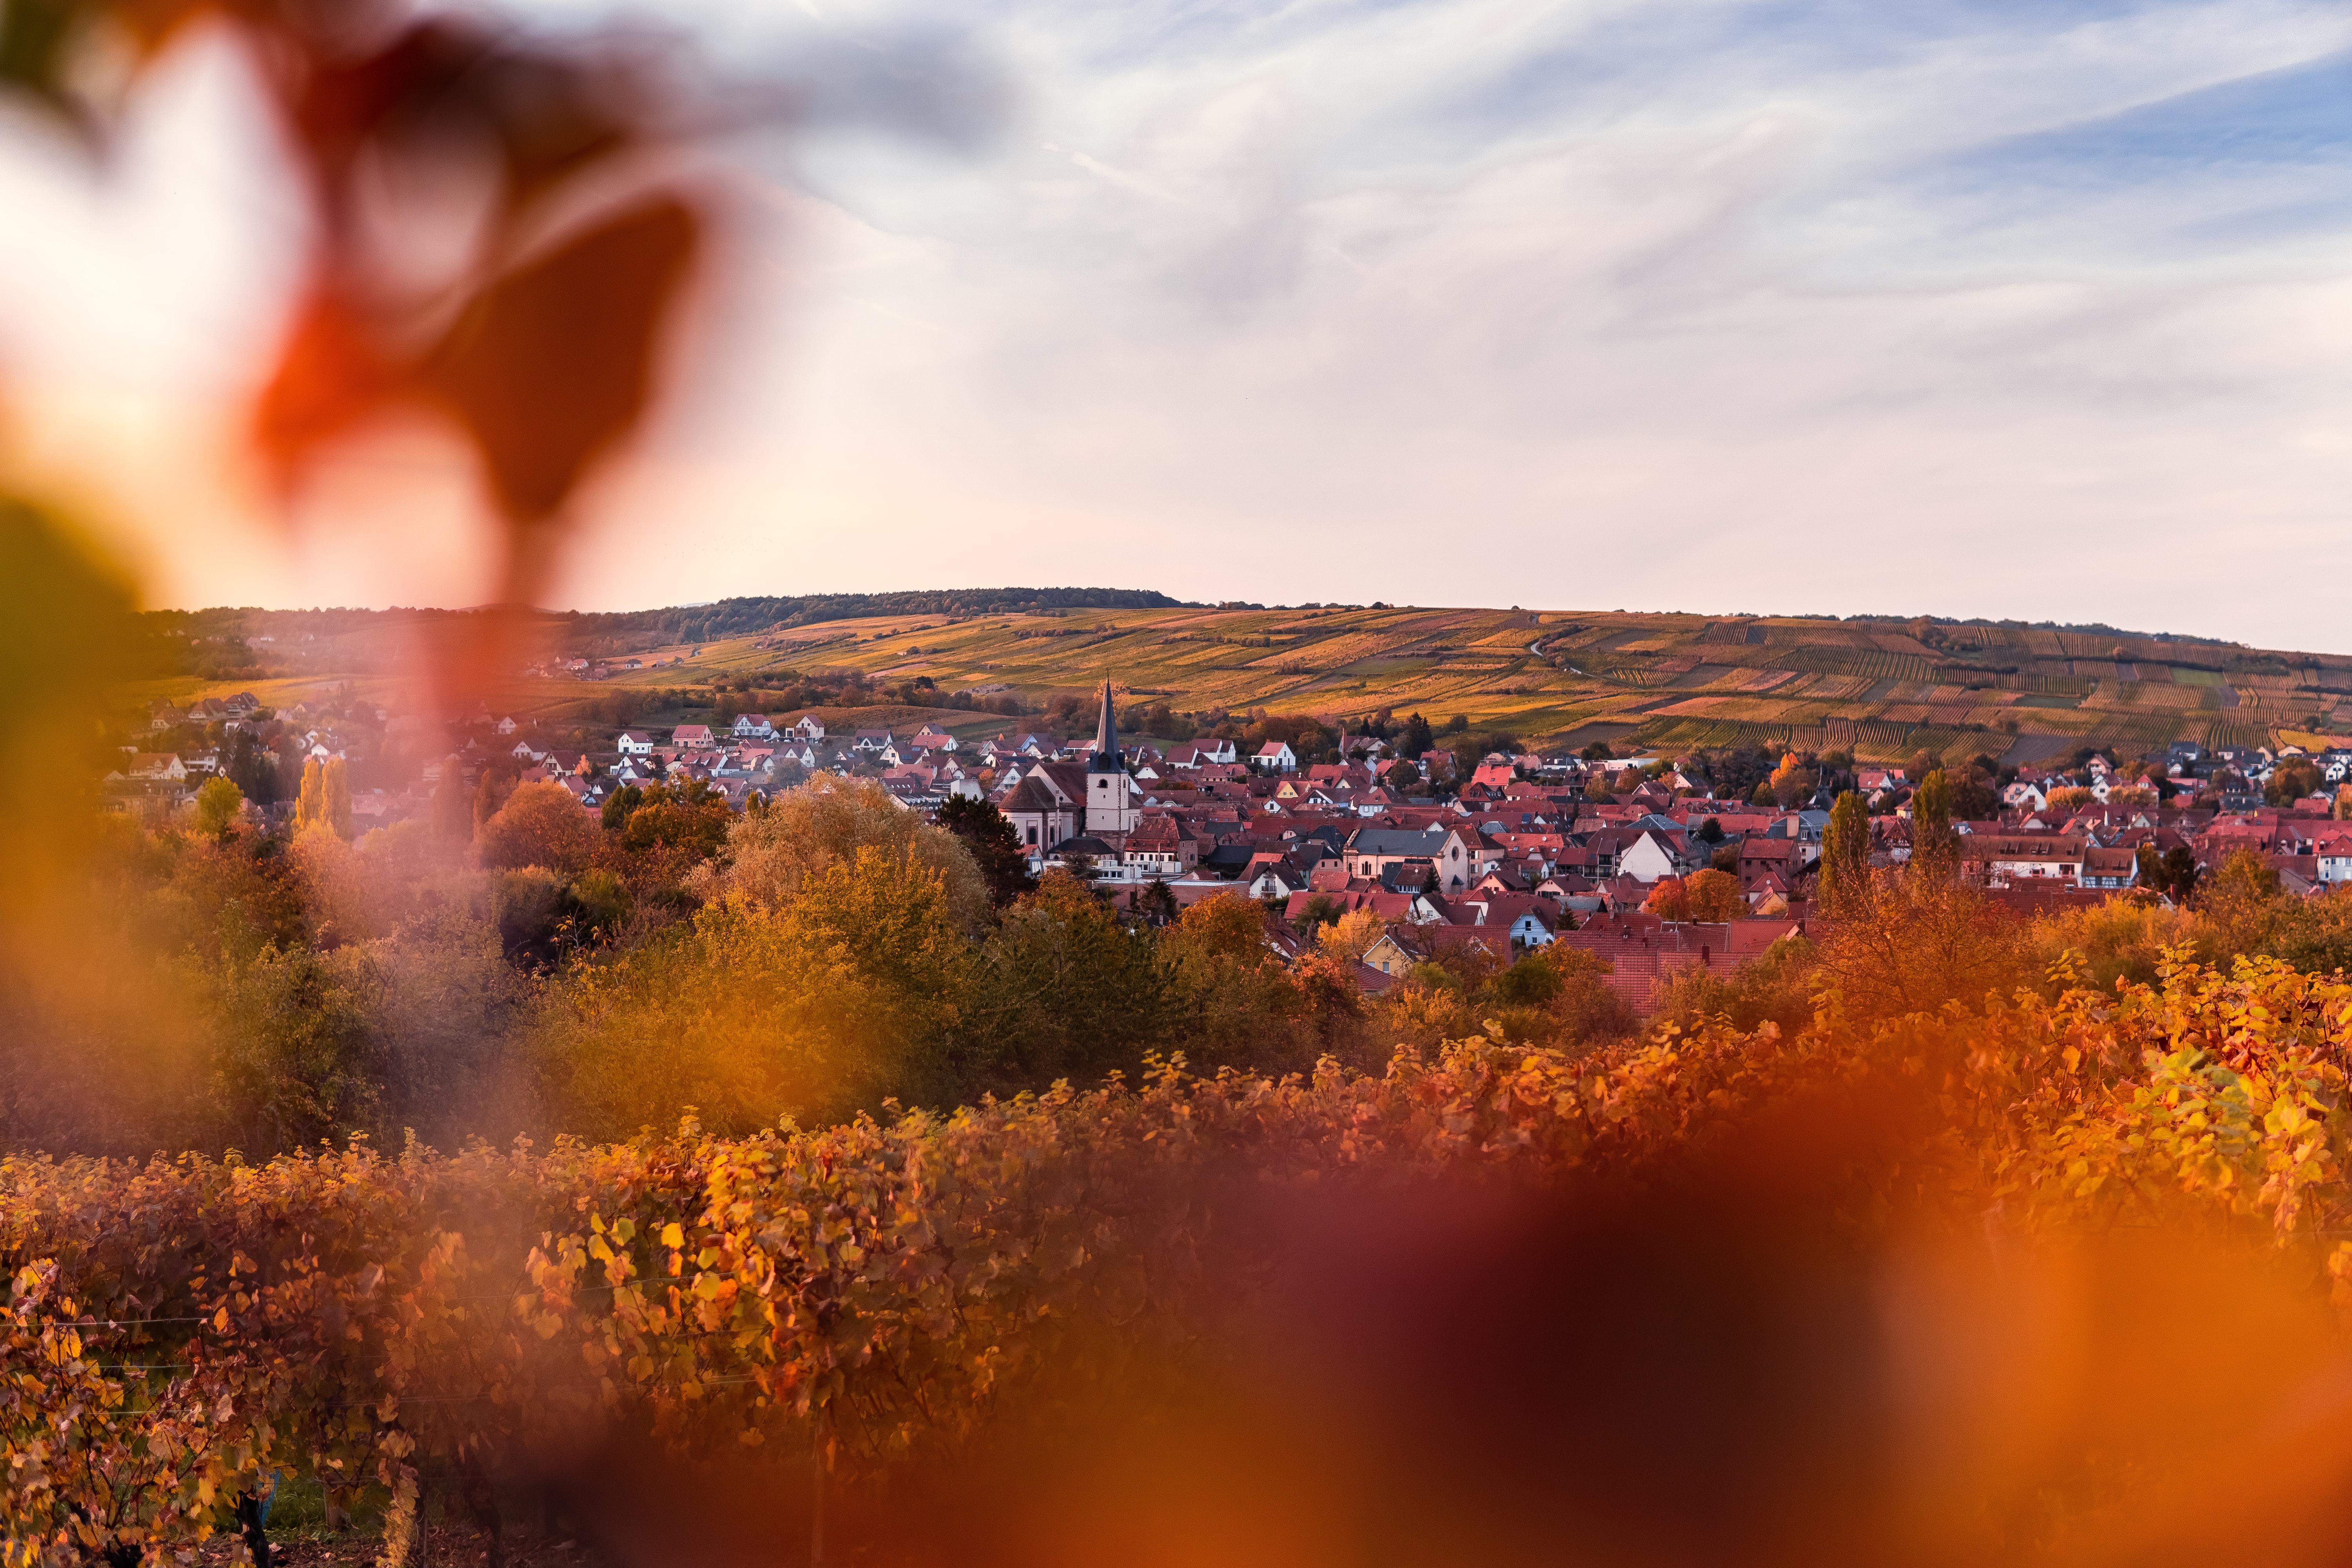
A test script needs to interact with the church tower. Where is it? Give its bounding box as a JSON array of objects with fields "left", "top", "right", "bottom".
[{"left": 1085, "top": 680, "right": 1140, "bottom": 839}]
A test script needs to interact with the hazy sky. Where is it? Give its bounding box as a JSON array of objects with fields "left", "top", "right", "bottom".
[{"left": 0, "top": 0, "right": 2347, "bottom": 643}]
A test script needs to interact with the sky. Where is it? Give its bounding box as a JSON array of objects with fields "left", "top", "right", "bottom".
[{"left": 0, "top": 0, "right": 2347, "bottom": 644}]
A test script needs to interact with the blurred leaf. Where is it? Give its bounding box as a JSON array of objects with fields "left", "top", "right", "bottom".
[{"left": 423, "top": 195, "right": 697, "bottom": 526}]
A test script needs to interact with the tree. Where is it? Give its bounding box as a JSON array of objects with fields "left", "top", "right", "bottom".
[
  {"left": 472, "top": 766, "right": 519, "bottom": 833},
  {"left": 1318, "top": 905, "right": 1384, "bottom": 960},
  {"left": 1948, "top": 768, "right": 2000, "bottom": 822},
  {"left": 711, "top": 777, "right": 991, "bottom": 933},
  {"left": 1381, "top": 759, "right": 1421, "bottom": 793},
  {"left": 1642, "top": 868, "right": 1744, "bottom": 924},
  {"left": 1694, "top": 816, "right": 1724, "bottom": 844},
  {"left": 192, "top": 775, "right": 243, "bottom": 840},
  {"left": 600, "top": 781, "right": 644, "bottom": 833},
  {"left": 1911, "top": 769, "right": 1958, "bottom": 883},
  {"left": 475, "top": 781, "right": 600, "bottom": 874},
  {"left": 321, "top": 755, "right": 352, "bottom": 838},
  {"left": 618, "top": 780, "right": 731, "bottom": 860},
  {"left": 1398, "top": 712, "right": 1434, "bottom": 759},
  {"left": 226, "top": 730, "right": 279, "bottom": 805},
  {"left": 958, "top": 871, "right": 1170, "bottom": 1087},
  {"left": 1135, "top": 877, "right": 1179, "bottom": 927},
  {"left": 430, "top": 762, "right": 472, "bottom": 846},
  {"left": 2268, "top": 761, "right": 2323, "bottom": 806},
  {"left": 2135, "top": 843, "right": 2199, "bottom": 902},
  {"left": 938, "top": 794, "right": 1036, "bottom": 909},
  {"left": 1816, "top": 791, "right": 1869, "bottom": 918},
  {"left": 1291, "top": 893, "right": 1344, "bottom": 937},
  {"left": 1580, "top": 741, "right": 1613, "bottom": 762},
  {"left": 295, "top": 755, "right": 324, "bottom": 833}
]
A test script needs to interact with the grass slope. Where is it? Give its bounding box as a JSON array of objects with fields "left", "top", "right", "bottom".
[{"left": 152, "top": 605, "right": 2352, "bottom": 766}]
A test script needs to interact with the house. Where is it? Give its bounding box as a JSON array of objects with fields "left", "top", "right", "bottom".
[
  {"left": 616, "top": 731, "right": 654, "bottom": 756},
  {"left": 1341, "top": 824, "right": 1488, "bottom": 894},
  {"left": 2080, "top": 845, "right": 2140, "bottom": 890},
  {"left": 672, "top": 724, "right": 715, "bottom": 748},
  {"left": 732, "top": 714, "right": 777, "bottom": 739},
  {"left": 852, "top": 729, "right": 892, "bottom": 753},
  {"left": 1445, "top": 891, "right": 1559, "bottom": 948},
  {"left": 1615, "top": 829, "right": 1688, "bottom": 884},
  {"left": 1962, "top": 833, "right": 2089, "bottom": 886},
  {"left": 1254, "top": 741, "right": 1299, "bottom": 773},
  {"left": 125, "top": 753, "right": 189, "bottom": 782},
  {"left": 909, "top": 726, "right": 958, "bottom": 753},
  {"left": 2002, "top": 780, "right": 2048, "bottom": 811},
  {"left": 494, "top": 716, "right": 519, "bottom": 735},
  {"left": 1121, "top": 813, "right": 1199, "bottom": 877},
  {"left": 789, "top": 715, "right": 827, "bottom": 740}
]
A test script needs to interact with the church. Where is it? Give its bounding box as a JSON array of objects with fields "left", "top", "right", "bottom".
[{"left": 996, "top": 681, "right": 1141, "bottom": 861}]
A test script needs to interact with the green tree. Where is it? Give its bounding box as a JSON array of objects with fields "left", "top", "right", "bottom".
[
  {"left": 1136, "top": 877, "right": 1179, "bottom": 927},
  {"left": 1817, "top": 790, "right": 1870, "bottom": 918},
  {"left": 1381, "top": 759, "right": 1421, "bottom": 793},
  {"left": 191, "top": 775, "right": 243, "bottom": 840},
  {"left": 958, "top": 871, "right": 1169, "bottom": 1088},
  {"left": 937, "top": 794, "right": 1036, "bottom": 909},
  {"left": 600, "top": 781, "right": 644, "bottom": 832},
  {"left": 1398, "top": 712, "right": 1434, "bottom": 759},
  {"left": 1910, "top": 769, "right": 1958, "bottom": 883}
]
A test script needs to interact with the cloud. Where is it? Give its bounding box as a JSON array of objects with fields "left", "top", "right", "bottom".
[
  {"left": 1, "top": 0, "right": 2347, "bottom": 645},
  {"left": 543, "top": 0, "right": 2352, "bottom": 645}
]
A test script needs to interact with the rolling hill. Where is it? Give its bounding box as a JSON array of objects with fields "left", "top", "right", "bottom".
[{"left": 141, "top": 598, "right": 2352, "bottom": 765}]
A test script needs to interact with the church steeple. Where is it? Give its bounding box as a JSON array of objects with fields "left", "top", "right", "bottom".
[
  {"left": 1090, "top": 680, "right": 1120, "bottom": 769},
  {"left": 1083, "top": 678, "right": 1139, "bottom": 839}
]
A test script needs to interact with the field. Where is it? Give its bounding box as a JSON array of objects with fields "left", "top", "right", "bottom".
[{"left": 149, "top": 603, "right": 2352, "bottom": 765}]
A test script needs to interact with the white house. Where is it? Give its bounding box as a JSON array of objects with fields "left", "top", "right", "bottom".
[
  {"left": 1254, "top": 740, "right": 1298, "bottom": 773},
  {"left": 1617, "top": 830, "right": 1684, "bottom": 885},
  {"left": 733, "top": 713, "right": 777, "bottom": 739},
  {"left": 617, "top": 731, "right": 654, "bottom": 756},
  {"left": 790, "top": 714, "right": 826, "bottom": 741}
]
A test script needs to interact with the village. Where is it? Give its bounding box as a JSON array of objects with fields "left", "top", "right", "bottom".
[{"left": 109, "top": 675, "right": 2352, "bottom": 1011}]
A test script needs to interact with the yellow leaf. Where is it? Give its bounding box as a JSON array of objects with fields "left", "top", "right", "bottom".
[{"left": 661, "top": 1222, "right": 685, "bottom": 1249}]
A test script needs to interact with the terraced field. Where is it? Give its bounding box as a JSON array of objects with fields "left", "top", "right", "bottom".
[{"left": 151, "top": 603, "right": 2352, "bottom": 767}]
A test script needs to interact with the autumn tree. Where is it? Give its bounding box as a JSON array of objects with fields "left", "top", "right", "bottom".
[
  {"left": 708, "top": 777, "right": 989, "bottom": 932},
  {"left": 1318, "top": 905, "right": 1385, "bottom": 960},
  {"left": 1642, "top": 868, "right": 1744, "bottom": 924},
  {"left": 322, "top": 755, "right": 352, "bottom": 838},
  {"left": 294, "top": 755, "right": 324, "bottom": 833},
  {"left": 476, "top": 781, "right": 599, "bottom": 875}
]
